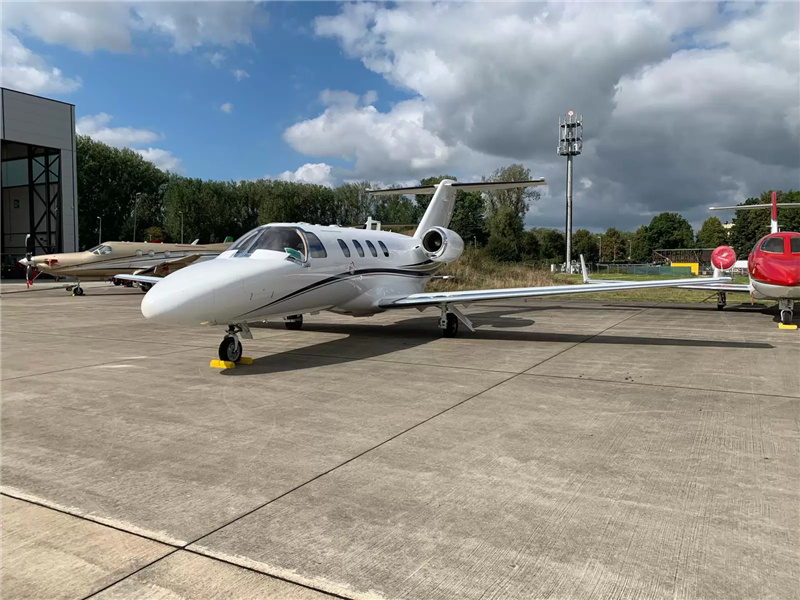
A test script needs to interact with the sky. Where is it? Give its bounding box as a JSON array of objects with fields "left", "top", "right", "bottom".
[{"left": 1, "top": 0, "right": 798, "bottom": 232}]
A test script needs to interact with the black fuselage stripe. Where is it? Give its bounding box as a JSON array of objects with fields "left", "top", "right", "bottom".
[{"left": 239, "top": 269, "right": 430, "bottom": 317}]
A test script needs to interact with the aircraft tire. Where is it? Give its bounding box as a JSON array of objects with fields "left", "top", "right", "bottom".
[
  {"left": 73, "top": 286, "right": 84, "bottom": 296},
  {"left": 218, "top": 337, "right": 242, "bottom": 363},
  {"left": 285, "top": 315, "right": 303, "bottom": 330},
  {"left": 442, "top": 312, "right": 459, "bottom": 338},
  {"left": 781, "top": 310, "right": 793, "bottom": 326}
]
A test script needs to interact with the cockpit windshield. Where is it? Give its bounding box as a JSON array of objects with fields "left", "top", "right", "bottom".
[
  {"left": 230, "top": 226, "right": 307, "bottom": 259},
  {"left": 88, "top": 244, "right": 112, "bottom": 255}
]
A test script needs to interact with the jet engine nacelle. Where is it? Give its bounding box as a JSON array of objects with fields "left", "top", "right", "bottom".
[{"left": 420, "top": 226, "right": 464, "bottom": 263}]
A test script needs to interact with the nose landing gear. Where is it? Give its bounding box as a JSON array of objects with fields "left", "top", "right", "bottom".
[
  {"left": 779, "top": 299, "right": 794, "bottom": 327},
  {"left": 716, "top": 291, "right": 727, "bottom": 311},
  {"left": 218, "top": 323, "right": 253, "bottom": 363}
]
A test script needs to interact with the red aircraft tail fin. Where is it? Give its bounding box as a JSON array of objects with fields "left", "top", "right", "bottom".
[{"left": 771, "top": 191, "right": 778, "bottom": 234}]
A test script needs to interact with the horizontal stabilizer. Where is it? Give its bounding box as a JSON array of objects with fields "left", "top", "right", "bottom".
[{"left": 368, "top": 179, "right": 547, "bottom": 196}]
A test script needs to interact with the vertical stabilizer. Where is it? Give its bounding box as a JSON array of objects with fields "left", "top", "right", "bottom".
[
  {"left": 771, "top": 191, "right": 778, "bottom": 233},
  {"left": 415, "top": 180, "right": 457, "bottom": 238}
]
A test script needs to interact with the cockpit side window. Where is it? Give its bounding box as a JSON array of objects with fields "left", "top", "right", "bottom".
[
  {"left": 790, "top": 236, "right": 800, "bottom": 254},
  {"left": 303, "top": 232, "right": 327, "bottom": 258},
  {"left": 760, "top": 237, "right": 786, "bottom": 254},
  {"left": 90, "top": 245, "right": 111, "bottom": 255}
]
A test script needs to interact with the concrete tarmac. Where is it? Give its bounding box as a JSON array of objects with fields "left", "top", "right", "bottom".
[{"left": 1, "top": 282, "right": 798, "bottom": 599}]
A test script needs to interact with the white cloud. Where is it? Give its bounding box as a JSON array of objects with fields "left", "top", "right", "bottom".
[
  {"left": 232, "top": 69, "right": 250, "bottom": 81},
  {"left": 134, "top": 148, "right": 184, "bottom": 174},
  {"left": 205, "top": 51, "right": 226, "bottom": 68},
  {"left": 1, "top": 1, "right": 265, "bottom": 99},
  {"left": 271, "top": 163, "right": 336, "bottom": 188},
  {"left": 0, "top": 31, "right": 82, "bottom": 95},
  {"left": 75, "top": 113, "right": 161, "bottom": 147},
  {"left": 290, "top": 1, "right": 800, "bottom": 231},
  {"left": 220, "top": 102, "right": 233, "bottom": 114},
  {"left": 2, "top": 1, "right": 267, "bottom": 55},
  {"left": 76, "top": 113, "right": 182, "bottom": 174}
]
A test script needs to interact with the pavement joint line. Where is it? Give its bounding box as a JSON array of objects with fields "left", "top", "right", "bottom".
[
  {"left": 515, "top": 304, "right": 654, "bottom": 373},
  {"left": 519, "top": 371, "right": 800, "bottom": 401},
  {"left": 76, "top": 373, "right": 524, "bottom": 600},
  {"left": 0, "top": 492, "right": 353, "bottom": 600},
  {"left": 0, "top": 346, "right": 208, "bottom": 382}
]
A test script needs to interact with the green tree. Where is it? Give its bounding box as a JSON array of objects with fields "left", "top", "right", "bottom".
[
  {"left": 538, "top": 228, "right": 566, "bottom": 261},
  {"left": 450, "top": 190, "right": 488, "bottom": 246},
  {"left": 630, "top": 225, "right": 652, "bottom": 262},
  {"left": 696, "top": 216, "right": 729, "bottom": 248},
  {"left": 601, "top": 227, "right": 624, "bottom": 262},
  {"left": 645, "top": 212, "right": 695, "bottom": 251},
  {"left": 520, "top": 229, "right": 540, "bottom": 260},
  {"left": 486, "top": 205, "right": 524, "bottom": 261},
  {"left": 572, "top": 229, "right": 599, "bottom": 263},
  {"left": 729, "top": 190, "right": 800, "bottom": 256},
  {"left": 483, "top": 163, "right": 540, "bottom": 225},
  {"left": 76, "top": 135, "right": 168, "bottom": 248}
]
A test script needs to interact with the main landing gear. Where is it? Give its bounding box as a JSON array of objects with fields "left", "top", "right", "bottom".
[
  {"left": 438, "top": 305, "right": 474, "bottom": 338},
  {"left": 66, "top": 282, "right": 84, "bottom": 296},
  {"left": 218, "top": 323, "right": 253, "bottom": 363},
  {"left": 779, "top": 299, "right": 794, "bottom": 326},
  {"left": 284, "top": 315, "right": 303, "bottom": 330},
  {"left": 716, "top": 291, "right": 727, "bottom": 311}
]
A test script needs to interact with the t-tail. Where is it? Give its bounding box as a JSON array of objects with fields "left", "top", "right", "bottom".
[
  {"left": 710, "top": 190, "right": 800, "bottom": 234},
  {"left": 368, "top": 178, "right": 547, "bottom": 238}
]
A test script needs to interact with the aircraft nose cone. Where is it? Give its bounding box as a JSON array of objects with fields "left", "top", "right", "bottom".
[{"left": 140, "top": 270, "right": 216, "bottom": 326}]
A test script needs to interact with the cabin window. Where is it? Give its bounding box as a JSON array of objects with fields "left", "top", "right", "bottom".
[
  {"left": 790, "top": 236, "right": 800, "bottom": 253},
  {"left": 352, "top": 240, "right": 365, "bottom": 257},
  {"left": 338, "top": 239, "right": 351, "bottom": 257},
  {"left": 760, "top": 237, "right": 785, "bottom": 254},
  {"left": 366, "top": 240, "right": 378, "bottom": 257},
  {"left": 378, "top": 241, "right": 389, "bottom": 257},
  {"left": 88, "top": 244, "right": 111, "bottom": 255},
  {"left": 303, "top": 232, "right": 327, "bottom": 258}
]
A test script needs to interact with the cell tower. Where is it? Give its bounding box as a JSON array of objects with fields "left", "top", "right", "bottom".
[{"left": 557, "top": 110, "right": 583, "bottom": 272}]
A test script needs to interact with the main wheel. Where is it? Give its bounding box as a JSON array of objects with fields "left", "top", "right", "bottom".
[
  {"left": 285, "top": 315, "right": 303, "bottom": 330},
  {"left": 112, "top": 278, "right": 122, "bottom": 286},
  {"left": 140, "top": 283, "right": 152, "bottom": 293},
  {"left": 781, "top": 310, "right": 793, "bottom": 326},
  {"left": 73, "top": 286, "right": 84, "bottom": 296},
  {"left": 442, "top": 312, "right": 459, "bottom": 338},
  {"left": 716, "top": 304, "right": 725, "bottom": 311},
  {"left": 218, "top": 336, "right": 243, "bottom": 362}
]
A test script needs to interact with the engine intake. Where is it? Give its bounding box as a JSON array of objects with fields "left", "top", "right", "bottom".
[{"left": 420, "top": 227, "right": 464, "bottom": 263}]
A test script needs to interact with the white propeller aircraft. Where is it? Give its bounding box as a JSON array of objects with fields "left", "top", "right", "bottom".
[{"left": 115, "top": 178, "right": 731, "bottom": 363}]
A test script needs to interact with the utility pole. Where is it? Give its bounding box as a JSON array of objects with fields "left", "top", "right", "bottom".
[
  {"left": 180, "top": 211, "right": 184, "bottom": 244},
  {"left": 557, "top": 110, "right": 583, "bottom": 273},
  {"left": 97, "top": 216, "right": 102, "bottom": 245},
  {"left": 598, "top": 233, "right": 603, "bottom": 262},
  {"left": 133, "top": 193, "right": 142, "bottom": 242}
]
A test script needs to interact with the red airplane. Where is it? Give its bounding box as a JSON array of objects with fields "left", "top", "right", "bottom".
[{"left": 684, "top": 192, "right": 800, "bottom": 327}]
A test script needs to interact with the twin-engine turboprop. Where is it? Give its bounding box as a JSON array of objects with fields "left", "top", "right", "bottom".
[
  {"left": 116, "top": 178, "right": 731, "bottom": 363},
  {"left": 672, "top": 192, "right": 800, "bottom": 326}
]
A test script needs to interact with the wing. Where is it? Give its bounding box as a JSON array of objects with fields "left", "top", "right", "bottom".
[
  {"left": 113, "top": 274, "right": 162, "bottom": 285},
  {"left": 133, "top": 253, "right": 201, "bottom": 277},
  {"left": 379, "top": 275, "right": 732, "bottom": 309}
]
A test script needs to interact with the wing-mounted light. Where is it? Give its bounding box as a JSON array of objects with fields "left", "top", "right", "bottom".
[{"left": 420, "top": 227, "right": 464, "bottom": 263}]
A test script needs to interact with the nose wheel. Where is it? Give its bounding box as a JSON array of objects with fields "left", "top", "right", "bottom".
[
  {"left": 218, "top": 335, "right": 243, "bottom": 363},
  {"left": 779, "top": 299, "right": 794, "bottom": 326}
]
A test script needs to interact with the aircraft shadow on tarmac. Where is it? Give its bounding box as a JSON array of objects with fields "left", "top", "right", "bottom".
[{"left": 221, "top": 307, "right": 774, "bottom": 377}]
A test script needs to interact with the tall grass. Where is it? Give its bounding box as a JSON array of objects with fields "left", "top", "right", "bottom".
[{"left": 425, "top": 246, "right": 556, "bottom": 292}]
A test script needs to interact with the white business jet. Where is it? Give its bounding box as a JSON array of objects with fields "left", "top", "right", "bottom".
[{"left": 115, "top": 178, "right": 731, "bottom": 363}]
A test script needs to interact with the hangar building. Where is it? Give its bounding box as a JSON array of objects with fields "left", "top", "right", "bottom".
[{"left": 1, "top": 87, "right": 78, "bottom": 278}]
